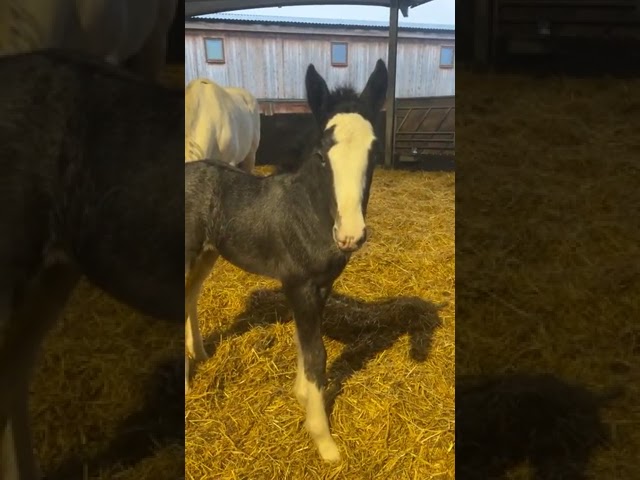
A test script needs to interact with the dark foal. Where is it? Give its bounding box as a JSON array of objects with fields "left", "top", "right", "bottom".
[
  {"left": 0, "top": 50, "right": 183, "bottom": 479},
  {"left": 185, "top": 59, "right": 388, "bottom": 461}
]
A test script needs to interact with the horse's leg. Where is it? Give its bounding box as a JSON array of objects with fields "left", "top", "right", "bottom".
[
  {"left": 238, "top": 151, "right": 256, "bottom": 174},
  {"left": 185, "top": 248, "right": 218, "bottom": 360},
  {"left": 184, "top": 248, "right": 218, "bottom": 393},
  {"left": 184, "top": 354, "right": 189, "bottom": 395},
  {"left": 292, "top": 285, "right": 331, "bottom": 408},
  {"left": 283, "top": 281, "right": 340, "bottom": 462},
  {"left": 0, "top": 262, "right": 79, "bottom": 480},
  {"left": 292, "top": 328, "right": 307, "bottom": 407}
]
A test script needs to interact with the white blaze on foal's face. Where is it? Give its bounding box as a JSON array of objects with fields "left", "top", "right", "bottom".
[{"left": 326, "top": 113, "right": 375, "bottom": 251}]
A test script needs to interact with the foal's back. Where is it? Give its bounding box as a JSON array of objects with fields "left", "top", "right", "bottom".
[
  {"left": 184, "top": 159, "right": 344, "bottom": 283},
  {"left": 184, "top": 159, "right": 253, "bottom": 264},
  {"left": 1, "top": 50, "right": 184, "bottom": 321}
]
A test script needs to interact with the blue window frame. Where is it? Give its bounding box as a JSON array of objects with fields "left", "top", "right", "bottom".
[
  {"left": 204, "top": 38, "right": 225, "bottom": 63},
  {"left": 331, "top": 42, "right": 348, "bottom": 66},
  {"left": 440, "top": 46, "right": 455, "bottom": 68}
]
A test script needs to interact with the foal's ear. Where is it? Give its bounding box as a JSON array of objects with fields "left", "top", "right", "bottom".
[
  {"left": 305, "top": 63, "right": 330, "bottom": 127},
  {"left": 360, "top": 59, "right": 388, "bottom": 116}
]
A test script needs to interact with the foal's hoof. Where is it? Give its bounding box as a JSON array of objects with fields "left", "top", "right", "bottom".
[{"left": 317, "top": 438, "right": 341, "bottom": 462}]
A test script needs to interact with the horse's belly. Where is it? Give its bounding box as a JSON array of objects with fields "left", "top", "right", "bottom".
[
  {"left": 216, "top": 125, "right": 249, "bottom": 166},
  {"left": 219, "top": 247, "right": 280, "bottom": 281}
]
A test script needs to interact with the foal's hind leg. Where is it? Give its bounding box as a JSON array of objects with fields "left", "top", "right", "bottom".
[
  {"left": 0, "top": 263, "right": 79, "bottom": 480},
  {"left": 184, "top": 248, "right": 218, "bottom": 393},
  {"left": 185, "top": 248, "right": 218, "bottom": 360},
  {"left": 284, "top": 282, "right": 340, "bottom": 462}
]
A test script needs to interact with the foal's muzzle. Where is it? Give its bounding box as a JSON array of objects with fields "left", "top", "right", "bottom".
[{"left": 333, "top": 226, "right": 367, "bottom": 252}]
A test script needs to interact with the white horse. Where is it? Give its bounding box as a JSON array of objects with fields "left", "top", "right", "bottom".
[
  {"left": 0, "top": 0, "right": 178, "bottom": 80},
  {"left": 185, "top": 78, "right": 261, "bottom": 173},
  {"left": 184, "top": 78, "right": 261, "bottom": 394}
]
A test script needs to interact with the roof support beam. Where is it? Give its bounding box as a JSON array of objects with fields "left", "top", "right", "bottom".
[
  {"left": 185, "top": 0, "right": 427, "bottom": 17},
  {"left": 384, "top": 0, "right": 399, "bottom": 168}
]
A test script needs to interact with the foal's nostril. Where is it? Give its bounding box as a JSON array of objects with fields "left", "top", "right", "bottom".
[{"left": 354, "top": 228, "right": 367, "bottom": 247}]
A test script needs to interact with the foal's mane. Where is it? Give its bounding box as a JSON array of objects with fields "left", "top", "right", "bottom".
[
  {"left": 271, "top": 85, "right": 365, "bottom": 175},
  {"left": 322, "top": 86, "right": 361, "bottom": 117}
]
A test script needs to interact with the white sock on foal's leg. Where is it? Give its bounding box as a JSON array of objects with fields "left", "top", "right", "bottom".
[
  {"left": 293, "top": 330, "right": 308, "bottom": 406},
  {"left": 186, "top": 301, "right": 208, "bottom": 362},
  {"left": 303, "top": 378, "right": 340, "bottom": 462},
  {"left": 185, "top": 354, "right": 190, "bottom": 395},
  {"left": 185, "top": 305, "right": 207, "bottom": 395}
]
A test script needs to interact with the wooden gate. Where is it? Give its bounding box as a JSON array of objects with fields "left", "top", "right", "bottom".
[{"left": 393, "top": 96, "right": 455, "bottom": 164}]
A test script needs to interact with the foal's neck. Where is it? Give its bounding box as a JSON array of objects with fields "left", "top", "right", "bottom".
[{"left": 283, "top": 152, "right": 335, "bottom": 223}]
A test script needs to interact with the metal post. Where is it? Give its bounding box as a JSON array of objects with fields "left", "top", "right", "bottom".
[{"left": 384, "top": 0, "right": 399, "bottom": 169}]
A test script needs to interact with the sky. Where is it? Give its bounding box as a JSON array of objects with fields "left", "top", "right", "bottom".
[{"left": 236, "top": 0, "right": 454, "bottom": 26}]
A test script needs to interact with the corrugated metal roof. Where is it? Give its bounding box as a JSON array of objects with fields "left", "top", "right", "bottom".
[
  {"left": 190, "top": 12, "right": 455, "bottom": 31},
  {"left": 185, "top": 1, "right": 434, "bottom": 18}
]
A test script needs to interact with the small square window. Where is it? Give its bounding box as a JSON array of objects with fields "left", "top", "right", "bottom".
[
  {"left": 204, "top": 38, "right": 224, "bottom": 63},
  {"left": 440, "top": 46, "right": 454, "bottom": 68},
  {"left": 331, "top": 42, "right": 348, "bottom": 67}
]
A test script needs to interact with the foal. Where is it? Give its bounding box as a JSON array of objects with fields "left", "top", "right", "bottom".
[
  {"left": 185, "top": 59, "right": 388, "bottom": 461},
  {"left": 0, "top": 49, "right": 183, "bottom": 479}
]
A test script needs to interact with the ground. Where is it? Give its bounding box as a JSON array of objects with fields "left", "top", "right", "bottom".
[
  {"left": 26, "top": 63, "right": 186, "bottom": 480},
  {"left": 185, "top": 167, "right": 455, "bottom": 479},
  {"left": 27, "top": 67, "right": 639, "bottom": 479},
  {"left": 456, "top": 70, "right": 640, "bottom": 479},
  {"left": 31, "top": 283, "right": 184, "bottom": 480},
  {"left": 28, "top": 166, "right": 454, "bottom": 480}
]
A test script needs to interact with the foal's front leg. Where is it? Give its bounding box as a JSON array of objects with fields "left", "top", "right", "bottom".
[
  {"left": 284, "top": 282, "right": 339, "bottom": 462},
  {"left": 292, "top": 285, "right": 331, "bottom": 407}
]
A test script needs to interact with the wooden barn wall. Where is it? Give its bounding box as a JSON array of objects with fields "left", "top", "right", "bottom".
[{"left": 185, "top": 29, "right": 455, "bottom": 99}]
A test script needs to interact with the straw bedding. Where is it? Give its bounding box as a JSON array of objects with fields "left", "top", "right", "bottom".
[
  {"left": 456, "top": 70, "right": 640, "bottom": 479},
  {"left": 23, "top": 62, "right": 454, "bottom": 479},
  {"left": 25, "top": 63, "right": 187, "bottom": 480},
  {"left": 184, "top": 166, "right": 455, "bottom": 479},
  {"left": 28, "top": 165, "right": 454, "bottom": 478}
]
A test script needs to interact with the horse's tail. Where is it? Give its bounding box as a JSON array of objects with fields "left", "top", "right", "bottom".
[
  {"left": 248, "top": 94, "right": 261, "bottom": 151},
  {"left": 185, "top": 139, "right": 205, "bottom": 162}
]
